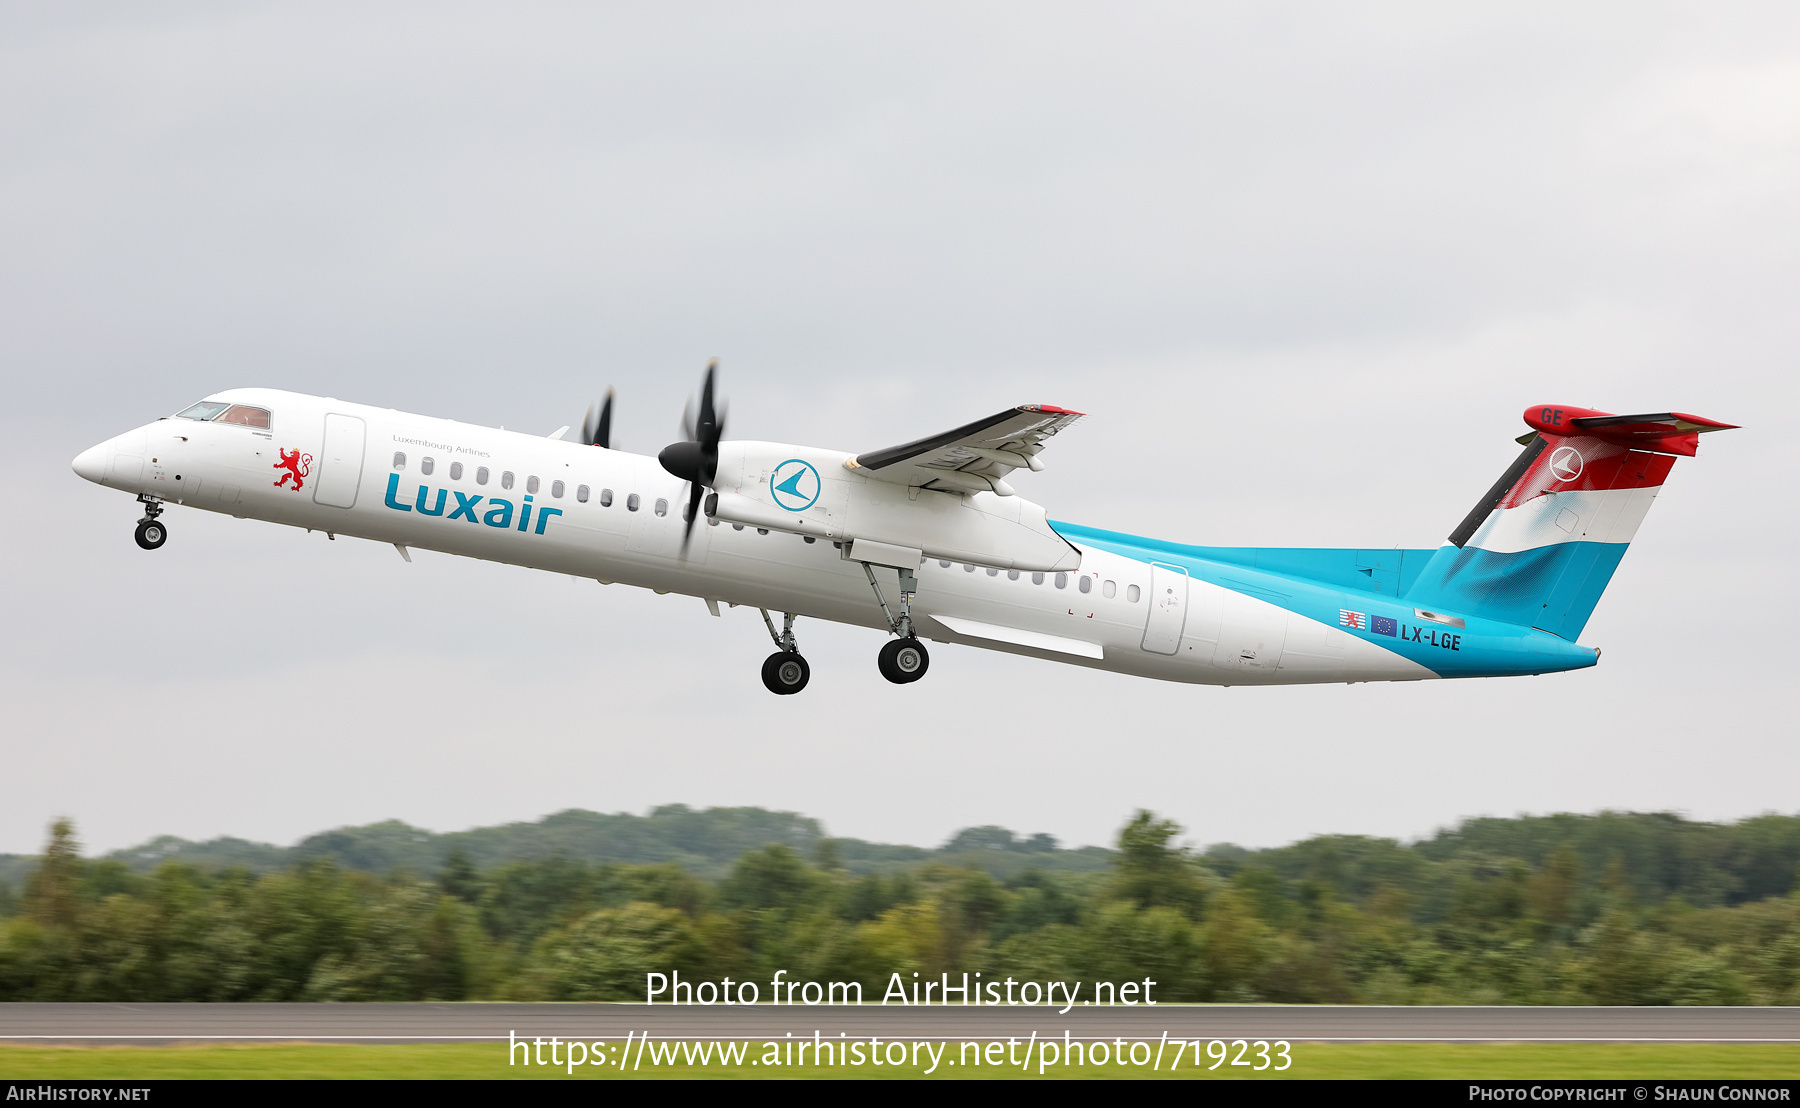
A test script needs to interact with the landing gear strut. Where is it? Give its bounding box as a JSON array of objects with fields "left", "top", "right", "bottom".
[
  {"left": 861, "top": 563, "right": 930, "bottom": 684},
  {"left": 758, "top": 609, "right": 809, "bottom": 695},
  {"left": 134, "top": 495, "right": 167, "bottom": 550}
]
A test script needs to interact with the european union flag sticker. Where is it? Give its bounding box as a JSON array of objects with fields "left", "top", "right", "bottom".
[{"left": 1372, "top": 616, "right": 1398, "bottom": 637}]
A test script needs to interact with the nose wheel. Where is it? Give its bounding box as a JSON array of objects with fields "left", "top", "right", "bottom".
[
  {"left": 878, "top": 638, "right": 929, "bottom": 684},
  {"left": 134, "top": 496, "right": 167, "bottom": 550}
]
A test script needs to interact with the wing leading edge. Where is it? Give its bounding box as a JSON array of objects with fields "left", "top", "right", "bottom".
[{"left": 844, "top": 404, "right": 1083, "bottom": 496}]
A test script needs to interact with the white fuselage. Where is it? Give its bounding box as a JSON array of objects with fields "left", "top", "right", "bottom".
[{"left": 75, "top": 388, "right": 1436, "bottom": 687}]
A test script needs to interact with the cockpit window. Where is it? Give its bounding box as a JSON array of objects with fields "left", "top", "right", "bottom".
[
  {"left": 215, "top": 405, "right": 272, "bottom": 429},
  {"left": 175, "top": 401, "right": 271, "bottom": 429}
]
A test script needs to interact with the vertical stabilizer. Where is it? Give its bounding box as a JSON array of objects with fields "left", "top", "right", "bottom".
[{"left": 1406, "top": 406, "right": 1736, "bottom": 639}]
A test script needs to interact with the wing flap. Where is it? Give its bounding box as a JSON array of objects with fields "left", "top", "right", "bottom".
[{"left": 846, "top": 405, "right": 1083, "bottom": 493}]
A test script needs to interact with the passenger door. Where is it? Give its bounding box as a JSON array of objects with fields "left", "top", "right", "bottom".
[
  {"left": 1140, "top": 562, "right": 1189, "bottom": 655},
  {"left": 312, "top": 414, "right": 366, "bottom": 509}
]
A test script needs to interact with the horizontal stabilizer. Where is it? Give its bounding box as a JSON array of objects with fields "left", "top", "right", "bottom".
[{"left": 1517, "top": 406, "right": 1738, "bottom": 457}]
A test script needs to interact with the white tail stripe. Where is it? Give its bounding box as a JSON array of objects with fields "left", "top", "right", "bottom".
[{"left": 1469, "top": 487, "right": 1661, "bottom": 554}]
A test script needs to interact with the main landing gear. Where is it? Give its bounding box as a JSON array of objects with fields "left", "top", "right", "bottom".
[
  {"left": 861, "top": 563, "right": 930, "bottom": 685},
  {"left": 758, "top": 609, "right": 810, "bottom": 695},
  {"left": 134, "top": 495, "right": 167, "bottom": 550},
  {"left": 754, "top": 563, "right": 933, "bottom": 695}
]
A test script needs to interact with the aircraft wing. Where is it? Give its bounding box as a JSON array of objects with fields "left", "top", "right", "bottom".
[{"left": 843, "top": 405, "right": 1083, "bottom": 495}]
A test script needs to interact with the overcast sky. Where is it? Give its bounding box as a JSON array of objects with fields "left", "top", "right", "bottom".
[{"left": 1, "top": 3, "right": 1794, "bottom": 857}]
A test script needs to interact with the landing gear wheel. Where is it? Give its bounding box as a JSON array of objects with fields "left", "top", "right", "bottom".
[
  {"left": 761, "top": 652, "right": 811, "bottom": 695},
  {"left": 878, "top": 638, "right": 929, "bottom": 684},
  {"left": 134, "top": 519, "right": 167, "bottom": 550}
]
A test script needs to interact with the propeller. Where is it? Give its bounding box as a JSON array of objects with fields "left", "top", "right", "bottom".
[
  {"left": 658, "top": 359, "right": 725, "bottom": 549},
  {"left": 579, "top": 390, "right": 615, "bottom": 449}
]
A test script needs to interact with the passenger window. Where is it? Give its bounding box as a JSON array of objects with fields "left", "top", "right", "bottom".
[
  {"left": 987, "top": 568, "right": 998, "bottom": 576},
  {"left": 627, "top": 493, "right": 640, "bottom": 512},
  {"left": 733, "top": 523, "right": 744, "bottom": 531},
  {"left": 654, "top": 498, "right": 668, "bottom": 517},
  {"left": 527, "top": 475, "right": 540, "bottom": 494},
  {"left": 939, "top": 560, "right": 951, "bottom": 568},
  {"left": 964, "top": 564, "right": 975, "bottom": 572},
  {"left": 1032, "top": 572, "right": 1045, "bottom": 585},
  {"left": 1008, "top": 570, "right": 1020, "bottom": 580},
  {"left": 476, "top": 467, "right": 489, "bottom": 485},
  {"left": 551, "top": 480, "right": 564, "bottom": 498},
  {"left": 393, "top": 452, "right": 406, "bottom": 469},
  {"left": 600, "top": 488, "right": 613, "bottom": 507},
  {"left": 1055, "top": 573, "right": 1068, "bottom": 589},
  {"left": 1127, "top": 584, "right": 1141, "bottom": 602},
  {"left": 1078, "top": 575, "right": 1091, "bottom": 594},
  {"left": 421, "top": 457, "right": 434, "bottom": 476},
  {"left": 450, "top": 462, "right": 463, "bottom": 480},
  {"left": 1103, "top": 579, "right": 1117, "bottom": 598},
  {"left": 576, "top": 484, "right": 590, "bottom": 503},
  {"left": 501, "top": 471, "right": 515, "bottom": 490},
  {"left": 215, "top": 405, "right": 272, "bottom": 429},
  {"left": 708, "top": 517, "right": 719, "bottom": 527},
  {"left": 757, "top": 528, "right": 769, "bottom": 535}
]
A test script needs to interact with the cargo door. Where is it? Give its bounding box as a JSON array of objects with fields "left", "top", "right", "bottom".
[
  {"left": 1140, "top": 562, "right": 1190, "bottom": 655},
  {"left": 312, "top": 414, "right": 366, "bottom": 509}
]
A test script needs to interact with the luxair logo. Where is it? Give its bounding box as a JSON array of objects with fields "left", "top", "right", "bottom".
[
  {"left": 770, "top": 459, "right": 821, "bottom": 512},
  {"left": 383, "top": 474, "right": 562, "bottom": 535},
  {"left": 1548, "top": 446, "right": 1584, "bottom": 483}
]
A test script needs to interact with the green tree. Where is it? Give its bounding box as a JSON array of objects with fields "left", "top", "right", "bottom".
[
  {"left": 523, "top": 902, "right": 697, "bottom": 1001},
  {"left": 1110, "top": 811, "right": 1207, "bottom": 916},
  {"left": 24, "top": 819, "right": 82, "bottom": 930}
]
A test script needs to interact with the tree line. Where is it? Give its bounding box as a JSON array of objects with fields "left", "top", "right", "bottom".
[{"left": 3, "top": 810, "right": 1798, "bottom": 1005}]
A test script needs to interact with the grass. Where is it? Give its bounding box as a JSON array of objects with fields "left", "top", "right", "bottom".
[{"left": 1, "top": 1042, "right": 1797, "bottom": 1079}]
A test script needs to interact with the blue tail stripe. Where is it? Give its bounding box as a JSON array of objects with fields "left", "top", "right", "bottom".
[{"left": 1405, "top": 542, "right": 1627, "bottom": 639}]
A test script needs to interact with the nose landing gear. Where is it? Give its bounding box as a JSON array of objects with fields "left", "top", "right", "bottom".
[
  {"left": 134, "top": 496, "right": 167, "bottom": 550},
  {"left": 758, "top": 609, "right": 810, "bottom": 695}
]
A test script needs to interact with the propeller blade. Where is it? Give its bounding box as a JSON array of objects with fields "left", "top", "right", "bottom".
[
  {"left": 661, "top": 359, "right": 726, "bottom": 556},
  {"left": 579, "top": 389, "right": 615, "bottom": 448},
  {"left": 681, "top": 479, "right": 704, "bottom": 550}
]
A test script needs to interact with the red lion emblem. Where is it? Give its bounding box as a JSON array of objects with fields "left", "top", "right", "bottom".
[{"left": 274, "top": 448, "right": 312, "bottom": 490}]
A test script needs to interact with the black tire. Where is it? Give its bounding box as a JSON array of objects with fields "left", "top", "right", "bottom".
[
  {"left": 761, "top": 651, "right": 810, "bottom": 695},
  {"left": 878, "top": 638, "right": 930, "bottom": 684},
  {"left": 134, "top": 519, "right": 167, "bottom": 550}
]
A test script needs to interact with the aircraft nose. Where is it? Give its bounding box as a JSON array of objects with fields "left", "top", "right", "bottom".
[{"left": 72, "top": 442, "right": 108, "bottom": 484}]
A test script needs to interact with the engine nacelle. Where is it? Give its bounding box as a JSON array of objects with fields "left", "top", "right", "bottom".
[{"left": 709, "top": 441, "right": 1081, "bottom": 573}]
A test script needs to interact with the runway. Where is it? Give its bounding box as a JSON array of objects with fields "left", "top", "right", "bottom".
[{"left": 2, "top": 1003, "right": 1796, "bottom": 1044}]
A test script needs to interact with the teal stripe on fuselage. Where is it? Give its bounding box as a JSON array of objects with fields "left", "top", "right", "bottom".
[{"left": 1051, "top": 520, "right": 1598, "bottom": 678}]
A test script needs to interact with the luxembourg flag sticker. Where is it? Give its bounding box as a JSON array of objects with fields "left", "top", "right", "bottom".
[{"left": 1339, "top": 609, "right": 1367, "bottom": 630}]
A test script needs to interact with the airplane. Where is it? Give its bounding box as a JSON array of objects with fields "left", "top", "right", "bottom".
[{"left": 71, "top": 364, "right": 1736, "bottom": 694}]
